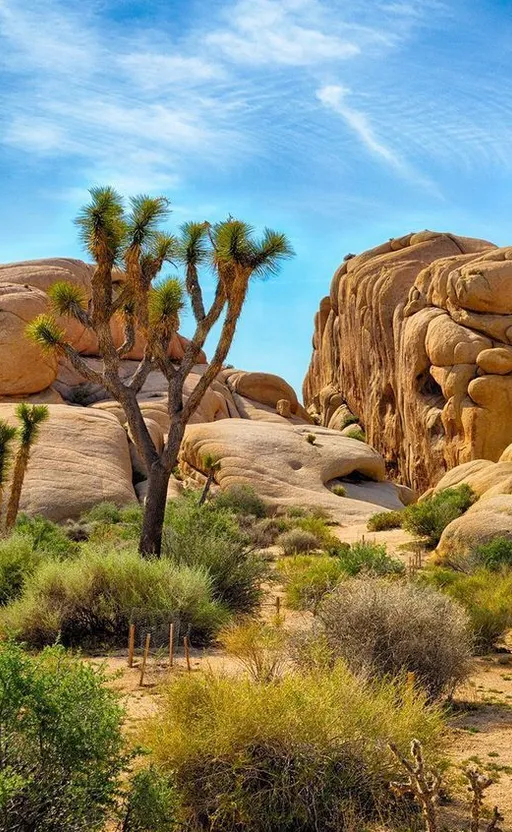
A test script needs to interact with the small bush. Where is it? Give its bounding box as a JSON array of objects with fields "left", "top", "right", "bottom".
[
  {"left": 82, "top": 502, "right": 143, "bottom": 544},
  {"left": 0, "top": 535, "right": 43, "bottom": 606},
  {"left": 213, "top": 485, "right": 268, "bottom": 518},
  {"left": 2, "top": 547, "right": 227, "bottom": 648},
  {"left": 14, "top": 513, "right": 78, "bottom": 558},
  {"left": 315, "top": 577, "right": 472, "bottom": 699},
  {"left": 421, "top": 567, "right": 512, "bottom": 653},
  {"left": 122, "top": 767, "right": 178, "bottom": 832},
  {"left": 0, "top": 642, "right": 127, "bottom": 831},
  {"left": 305, "top": 433, "right": 317, "bottom": 445},
  {"left": 344, "top": 426, "right": 365, "bottom": 442},
  {"left": 402, "top": 485, "right": 475, "bottom": 549},
  {"left": 144, "top": 665, "right": 444, "bottom": 832},
  {"left": 332, "top": 485, "right": 346, "bottom": 497},
  {"left": 237, "top": 515, "right": 290, "bottom": 548},
  {"left": 336, "top": 540, "right": 405, "bottom": 577},
  {"left": 367, "top": 510, "right": 403, "bottom": 532},
  {"left": 473, "top": 537, "right": 512, "bottom": 571},
  {"left": 163, "top": 496, "right": 267, "bottom": 614},
  {"left": 277, "top": 528, "right": 319, "bottom": 555},
  {"left": 291, "top": 515, "right": 340, "bottom": 552},
  {"left": 278, "top": 555, "right": 344, "bottom": 612},
  {"left": 218, "top": 619, "right": 288, "bottom": 682}
]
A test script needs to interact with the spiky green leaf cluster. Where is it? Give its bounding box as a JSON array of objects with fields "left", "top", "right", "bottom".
[
  {"left": 177, "top": 222, "right": 210, "bottom": 268},
  {"left": 15, "top": 403, "right": 50, "bottom": 446},
  {"left": 48, "top": 281, "right": 87, "bottom": 317},
  {"left": 25, "top": 315, "right": 65, "bottom": 352},
  {"left": 202, "top": 453, "right": 221, "bottom": 473},
  {"left": 148, "top": 278, "right": 184, "bottom": 326},
  {"left": 75, "top": 187, "right": 126, "bottom": 263},
  {"left": 212, "top": 220, "right": 294, "bottom": 278},
  {"left": 0, "top": 421, "right": 17, "bottom": 485},
  {"left": 127, "top": 196, "right": 170, "bottom": 249}
]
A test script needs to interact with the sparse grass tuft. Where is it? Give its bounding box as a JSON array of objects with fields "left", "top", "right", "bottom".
[{"left": 367, "top": 510, "right": 403, "bottom": 532}]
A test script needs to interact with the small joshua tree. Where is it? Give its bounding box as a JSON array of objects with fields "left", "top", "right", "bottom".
[
  {"left": 27, "top": 188, "right": 293, "bottom": 556},
  {"left": 198, "top": 454, "right": 221, "bottom": 506},
  {"left": 4, "top": 404, "right": 49, "bottom": 533},
  {"left": 0, "top": 421, "right": 17, "bottom": 522}
]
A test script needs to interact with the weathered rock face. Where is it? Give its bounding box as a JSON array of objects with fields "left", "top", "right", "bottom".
[
  {"left": 302, "top": 231, "right": 512, "bottom": 492},
  {"left": 180, "top": 420, "right": 405, "bottom": 522},
  {"left": 0, "top": 404, "right": 136, "bottom": 520}
]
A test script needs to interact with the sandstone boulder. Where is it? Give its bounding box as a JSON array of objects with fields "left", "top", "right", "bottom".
[
  {"left": 0, "top": 285, "right": 58, "bottom": 396},
  {"left": 0, "top": 404, "right": 136, "bottom": 520},
  {"left": 179, "top": 419, "right": 404, "bottom": 521},
  {"left": 302, "top": 231, "right": 512, "bottom": 492}
]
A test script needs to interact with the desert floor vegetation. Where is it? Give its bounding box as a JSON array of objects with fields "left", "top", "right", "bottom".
[{"left": 0, "top": 488, "right": 511, "bottom": 830}]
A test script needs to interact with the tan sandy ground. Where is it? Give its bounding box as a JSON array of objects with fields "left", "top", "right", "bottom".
[{"left": 89, "top": 526, "right": 512, "bottom": 830}]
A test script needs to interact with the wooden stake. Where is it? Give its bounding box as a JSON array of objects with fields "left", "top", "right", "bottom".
[
  {"left": 128, "top": 623, "right": 135, "bottom": 668},
  {"left": 139, "top": 632, "right": 151, "bottom": 687},
  {"left": 184, "top": 635, "right": 191, "bottom": 672},
  {"left": 169, "top": 622, "right": 175, "bottom": 668}
]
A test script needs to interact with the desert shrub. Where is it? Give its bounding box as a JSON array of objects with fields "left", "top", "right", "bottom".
[
  {"left": 367, "top": 510, "right": 403, "bottom": 532},
  {"left": 218, "top": 619, "right": 288, "bottom": 682},
  {"left": 421, "top": 567, "right": 512, "bottom": 652},
  {"left": 0, "top": 642, "right": 127, "bottom": 831},
  {"left": 285, "top": 506, "right": 308, "bottom": 518},
  {"left": 2, "top": 547, "right": 226, "bottom": 648},
  {"left": 331, "top": 484, "right": 346, "bottom": 497},
  {"left": 402, "top": 485, "right": 476, "bottom": 549},
  {"left": 277, "top": 528, "right": 319, "bottom": 555},
  {"left": 278, "top": 555, "right": 344, "bottom": 612},
  {"left": 14, "top": 513, "right": 78, "bottom": 558},
  {"left": 315, "top": 577, "right": 472, "bottom": 699},
  {"left": 0, "top": 534, "right": 43, "bottom": 606},
  {"left": 473, "top": 537, "right": 512, "bottom": 571},
  {"left": 144, "top": 665, "right": 444, "bottom": 832},
  {"left": 163, "top": 496, "right": 267, "bottom": 613},
  {"left": 344, "top": 426, "right": 365, "bottom": 442},
  {"left": 212, "top": 484, "right": 268, "bottom": 518},
  {"left": 237, "top": 515, "right": 290, "bottom": 548},
  {"left": 122, "top": 767, "right": 178, "bottom": 832},
  {"left": 82, "top": 502, "right": 143, "bottom": 543},
  {"left": 291, "top": 515, "right": 340, "bottom": 552},
  {"left": 336, "top": 540, "right": 405, "bottom": 577}
]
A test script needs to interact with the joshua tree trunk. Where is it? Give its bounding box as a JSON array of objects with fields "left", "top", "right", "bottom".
[
  {"left": 139, "top": 460, "right": 172, "bottom": 557},
  {"left": 199, "top": 472, "right": 215, "bottom": 506},
  {"left": 4, "top": 446, "right": 29, "bottom": 533}
]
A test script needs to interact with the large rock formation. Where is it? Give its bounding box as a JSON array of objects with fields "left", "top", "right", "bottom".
[{"left": 303, "top": 231, "right": 512, "bottom": 492}]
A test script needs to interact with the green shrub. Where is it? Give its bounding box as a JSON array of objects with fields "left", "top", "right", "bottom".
[
  {"left": 2, "top": 547, "right": 227, "bottom": 648},
  {"left": 0, "top": 534, "right": 43, "bottom": 606},
  {"left": 277, "top": 528, "right": 319, "bottom": 555},
  {"left": 336, "top": 540, "right": 405, "bottom": 577},
  {"left": 212, "top": 485, "right": 268, "bottom": 518},
  {"left": 218, "top": 619, "right": 288, "bottom": 682},
  {"left": 473, "top": 537, "right": 512, "bottom": 571},
  {"left": 421, "top": 567, "right": 512, "bottom": 652},
  {"left": 237, "top": 515, "right": 290, "bottom": 548},
  {"left": 163, "top": 496, "right": 267, "bottom": 614},
  {"left": 344, "top": 426, "right": 365, "bottom": 442},
  {"left": 144, "top": 665, "right": 444, "bottom": 832},
  {"left": 305, "top": 432, "right": 317, "bottom": 444},
  {"left": 402, "top": 485, "right": 475, "bottom": 549},
  {"left": 0, "top": 642, "right": 127, "bottom": 831},
  {"left": 82, "top": 502, "right": 143, "bottom": 544},
  {"left": 331, "top": 484, "right": 346, "bottom": 497},
  {"left": 367, "top": 510, "right": 403, "bottom": 532},
  {"left": 122, "top": 767, "right": 178, "bottom": 832},
  {"left": 278, "top": 555, "right": 344, "bottom": 612},
  {"left": 14, "top": 513, "right": 78, "bottom": 558},
  {"left": 315, "top": 577, "right": 472, "bottom": 699},
  {"left": 291, "top": 515, "right": 340, "bottom": 552}
]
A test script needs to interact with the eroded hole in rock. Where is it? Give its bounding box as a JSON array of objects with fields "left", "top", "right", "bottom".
[
  {"left": 289, "top": 460, "right": 302, "bottom": 470},
  {"left": 416, "top": 368, "right": 444, "bottom": 407},
  {"left": 339, "top": 470, "right": 373, "bottom": 484}
]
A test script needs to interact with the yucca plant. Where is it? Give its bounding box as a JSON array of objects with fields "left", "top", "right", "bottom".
[
  {"left": 4, "top": 404, "right": 49, "bottom": 533},
  {"left": 0, "top": 421, "right": 17, "bottom": 522},
  {"left": 27, "top": 187, "right": 293, "bottom": 556},
  {"left": 198, "top": 453, "right": 221, "bottom": 506}
]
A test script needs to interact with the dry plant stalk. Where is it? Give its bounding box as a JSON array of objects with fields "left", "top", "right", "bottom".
[{"left": 390, "top": 740, "right": 505, "bottom": 832}]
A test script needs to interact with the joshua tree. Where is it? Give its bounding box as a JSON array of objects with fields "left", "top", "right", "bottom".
[
  {"left": 27, "top": 187, "right": 293, "bottom": 556},
  {"left": 198, "top": 454, "right": 221, "bottom": 506},
  {"left": 0, "top": 421, "right": 17, "bottom": 523},
  {"left": 4, "top": 404, "right": 49, "bottom": 533}
]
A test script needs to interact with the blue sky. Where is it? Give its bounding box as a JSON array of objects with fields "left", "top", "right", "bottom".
[{"left": 1, "top": 0, "right": 512, "bottom": 395}]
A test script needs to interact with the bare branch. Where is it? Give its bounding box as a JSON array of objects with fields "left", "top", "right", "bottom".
[
  {"left": 127, "top": 351, "right": 155, "bottom": 395},
  {"left": 60, "top": 344, "right": 105, "bottom": 388},
  {"left": 117, "top": 312, "right": 136, "bottom": 358}
]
